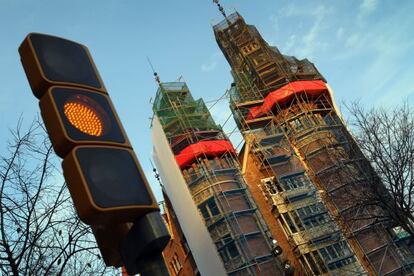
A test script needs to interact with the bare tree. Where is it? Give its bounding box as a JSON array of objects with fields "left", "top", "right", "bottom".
[
  {"left": 0, "top": 117, "right": 117, "bottom": 275},
  {"left": 346, "top": 102, "right": 414, "bottom": 237}
]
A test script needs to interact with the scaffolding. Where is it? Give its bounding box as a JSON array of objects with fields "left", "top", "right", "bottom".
[
  {"left": 153, "top": 82, "right": 222, "bottom": 144},
  {"left": 213, "top": 12, "right": 325, "bottom": 102},
  {"left": 213, "top": 11, "right": 414, "bottom": 276},
  {"left": 152, "top": 82, "right": 285, "bottom": 275},
  {"left": 245, "top": 117, "right": 366, "bottom": 275}
]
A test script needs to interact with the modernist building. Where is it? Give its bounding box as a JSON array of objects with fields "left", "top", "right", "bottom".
[
  {"left": 212, "top": 10, "right": 414, "bottom": 276},
  {"left": 152, "top": 81, "right": 286, "bottom": 275}
]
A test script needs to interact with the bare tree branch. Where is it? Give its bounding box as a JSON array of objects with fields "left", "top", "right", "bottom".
[
  {"left": 346, "top": 102, "right": 414, "bottom": 237},
  {"left": 0, "top": 117, "right": 117, "bottom": 275}
]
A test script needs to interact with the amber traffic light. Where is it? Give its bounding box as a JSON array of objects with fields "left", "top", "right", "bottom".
[
  {"left": 40, "top": 86, "right": 130, "bottom": 157},
  {"left": 64, "top": 98, "right": 104, "bottom": 137},
  {"left": 19, "top": 33, "right": 159, "bottom": 225}
]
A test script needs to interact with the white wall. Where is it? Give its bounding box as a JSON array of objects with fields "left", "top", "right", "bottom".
[{"left": 152, "top": 116, "right": 226, "bottom": 276}]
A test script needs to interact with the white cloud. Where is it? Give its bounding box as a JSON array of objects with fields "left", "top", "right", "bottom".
[
  {"left": 284, "top": 34, "right": 297, "bottom": 52},
  {"left": 201, "top": 52, "right": 221, "bottom": 72},
  {"left": 336, "top": 26, "right": 344, "bottom": 40},
  {"left": 344, "top": 33, "right": 360, "bottom": 48},
  {"left": 360, "top": 0, "right": 378, "bottom": 14},
  {"left": 294, "top": 5, "right": 331, "bottom": 59},
  {"left": 357, "top": 0, "right": 378, "bottom": 24},
  {"left": 274, "top": 4, "right": 332, "bottom": 59},
  {"left": 374, "top": 72, "right": 414, "bottom": 106},
  {"left": 269, "top": 14, "right": 280, "bottom": 34},
  {"left": 362, "top": 35, "right": 414, "bottom": 101},
  {"left": 334, "top": 7, "right": 414, "bottom": 103},
  {"left": 274, "top": 1, "right": 413, "bottom": 108}
]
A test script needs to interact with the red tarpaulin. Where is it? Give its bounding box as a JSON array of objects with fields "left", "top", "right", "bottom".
[
  {"left": 247, "top": 80, "right": 329, "bottom": 120},
  {"left": 175, "top": 139, "right": 236, "bottom": 169}
]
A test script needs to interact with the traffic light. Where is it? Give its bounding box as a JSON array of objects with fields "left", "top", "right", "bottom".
[
  {"left": 39, "top": 86, "right": 130, "bottom": 157},
  {"left": 19, "top": 33, "right": 159, "bottom": 225},
  {"left": 63, "top": 146, "right": 154, "bottom": 223},
  {"left": 19, "top": 33, "right": 106, "bottom": 98}
]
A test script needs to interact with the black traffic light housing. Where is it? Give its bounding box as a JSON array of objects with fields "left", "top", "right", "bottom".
[
  {"left": 19, "top": 33, "right": 159, "bottom": 224},
  {"left": 19, "top": 33, "right": 170, "bottom": 272}
]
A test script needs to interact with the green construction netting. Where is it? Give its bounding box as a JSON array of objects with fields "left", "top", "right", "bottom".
[{"left": 152, "top": 82, "right": 221, "bottom": 139}]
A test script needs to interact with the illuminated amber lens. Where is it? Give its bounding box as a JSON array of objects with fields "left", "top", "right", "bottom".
[{"left": 64, "top": 101, "right": 103, "bottom": 136}]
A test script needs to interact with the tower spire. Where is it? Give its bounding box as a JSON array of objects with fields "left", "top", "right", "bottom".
[
  {"left": 213, "top": 0, "right": 227, "bottom": 19},
  {"left": 147, "top": 56, "right": 161, "bottom": 85}
]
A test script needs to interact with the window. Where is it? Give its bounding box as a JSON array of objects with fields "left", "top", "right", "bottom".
[
  {"left": 241, "top": 42, "right": 259, "bottom": 55},
  {"left": 199, "top": 205, "right": 209, "bottom": 220},
  {"left": 253, "top": 55, "right": 266, "bottom": 66},
  {"left": 182, "top": 236, "right": 190, "bottom": 255},
  {"left": 313, "top": 251, "right": 327, "bottom": 273},
  {"left": 304, "top": 252, "right": 320, "bottom": 274},
  {"left": 299, "top": 256, "right": 313, "bottom": 275},
  {"left": 302, "top": 116, "right": 315, "bottom": 128},
  {"left": 187, "top": 167, "right": 199, "bottom": 182},
  {"left": 198, "top": 198, "right": 220, "bottom": 221},
  {"left": 216, "top": 234, "right": 240, "bottom": 263},
  {"left": 262, "top": 178, "right": 283, "bottom": 194},
  {"left": 265, "top": 180, "right": 277, "bottom": 194},
  {"left": 329, "top": 256, "right": 356, "bottom": 270},
  {"left": 289, "top": 118, "right": 304, "bottom": 131},
  {"left": 290, "top": 211, "right": 305, "bottom": 231},
  {"left": 280, "top": 173, "right": 311, "bottom": 191},
  {"left": 312, "top": 114, "right": 325, "bottom": 125},
  {"left": 170, "top": 253, "right": 182, "bottom": 275},
  {"left": 323, "top": 114, "right": 341, "bottom": 126},
  {"left": 221, "top": 234, "right": 232, "bottom": 244},
  {"left": 301, "top": 250, "right": 328, "bottom": 275},
  {"left": 279, "top": 216, "right": 290, "bottom": 236},
  {"left": 219, "top": 249, "right": 229, "bottom": 263},
  {"left": 296, "top": 203, "right": 330, "bottom": 229},
  {"left": 327, "top": 246, "right": 338, "bottom": 259},
  {"left": 227, "top": 242, "right": 239, "bottom": 258},
  {"left": 282, "top": 213, "right": 298, "bottom": 234},
  {"left": 282, "top": 205, "right": 331, "bottom": 234},
  {"left": 319, "top": 241, "right": 355, "bottom": 270}
]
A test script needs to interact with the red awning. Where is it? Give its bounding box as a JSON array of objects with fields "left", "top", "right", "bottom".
[
  {"left": 247, "top": 80, "right": 329, "bottom": 120},
  {"left": 175, "top": 139, "right": 236, "bottom": 169}
]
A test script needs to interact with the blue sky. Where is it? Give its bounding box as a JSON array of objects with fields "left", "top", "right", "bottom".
[{"left": 1, "top": 0, "right": 414, "bottom": 201}]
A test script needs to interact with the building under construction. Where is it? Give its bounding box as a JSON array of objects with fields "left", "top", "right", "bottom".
[
  {"left": 212, "top": 10, "right": 414, "bottom": 276},
  {"left": 152, "top": 81, "right": 287, "bottom": 275}
]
